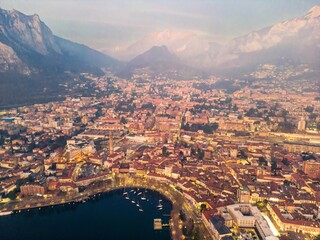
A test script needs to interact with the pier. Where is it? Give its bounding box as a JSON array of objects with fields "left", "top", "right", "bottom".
[
  {"left": 154, "top": 218, "right": 170, "bottom": 230},
  {"left": 154, "top": 218, "right": 162, "bottom": 230}
]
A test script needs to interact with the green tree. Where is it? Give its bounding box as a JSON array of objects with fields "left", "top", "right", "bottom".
[
  {"left": 305, "top": 106, "right": 314, "bottom": 113},
  {"left": 200, "top": 203, "right": 207, "bottom": 212},
  {"left": 162, "top": 146, "right": 168, "bottom": 157}
]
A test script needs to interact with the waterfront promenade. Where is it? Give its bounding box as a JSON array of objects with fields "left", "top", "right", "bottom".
[{"left": 0, "top": 175, "right": 214, "bottom": 240}]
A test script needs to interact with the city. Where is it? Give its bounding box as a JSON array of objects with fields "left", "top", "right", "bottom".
[
  {"left": 0, "top": 71, "right": 319, "bottom": 239},
  {"left": 0, "top": 1, "right": 320, "bottom": 240}
]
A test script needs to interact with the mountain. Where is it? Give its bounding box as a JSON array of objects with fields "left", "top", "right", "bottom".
[
  {"left": 0, "top": 41, "right": 29, "bottom": 74},
  {"left": 0, "top": 9, "right": 119, "bottom": 75},
  {"left": 0, "top": 8, "right": 119, "bottom": 107},
  {"left": 106, "top": 29, "right": 212, "bottom": 62},
  {"left": 226, "top": 6, "right": 320, "bottom": 55},
  {"left": 208, "top": 6, "right": 320, "bottom": 72},
  {"left": 118, "top": 45, "right": 203, "bottom": 79},
  {"left": 109, "top": 6, "right": 320, "bottom": 75}
]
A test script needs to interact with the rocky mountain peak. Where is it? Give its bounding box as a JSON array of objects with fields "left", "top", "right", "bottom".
[
  {"left": 0, "top": 8, "right": 61, "bottom": 55},
  {"left": 307, "top": 5, "right": 320, "bottom": 18}
]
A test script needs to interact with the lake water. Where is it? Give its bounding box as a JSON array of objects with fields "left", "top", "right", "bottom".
[{"left": 0, "top": 188, "right": 172, "bottom": 240}]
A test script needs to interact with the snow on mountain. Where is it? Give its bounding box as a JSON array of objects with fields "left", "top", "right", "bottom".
[
  {"left": 223, "top": 5, "right": 320, "bottom": 56},
  {"left": 306, "top": 5, "right": 320, "bottom": 18},
  {"left": 106, "top": 29, "right": 210, "bottom": 61},
  {"left": 108, "top": 6, "right": 320, "bottom": 71}
]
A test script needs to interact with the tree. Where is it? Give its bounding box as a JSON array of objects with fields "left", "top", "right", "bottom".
[
  {"left": 193, "top": 227, "right": 201, "bottom": 240},
  {"left": 191, "top": 148, "right": 196, "bottom": 157},
  {"left": 309, "top": 113, "right": 318, "bottom": 120},
  {"left": 271, "top": 161, "right": 277, "bottom": 171},
  {"left": 277, "top": 122, "right": 295, "bottom": 133},
  {"left": 200, "top": 203, "right": 207, "bottom": 212},
  {"left": 50, "top": 163, "right": 57, "bottom": 170},
  {"left": 258, "top": 157, "right": 267, "bottom": 166},
  {"left": 282, "top": 158, "right": 290, "bottom": 166},
  {"left": 283, "top": 180, "right": 291, "bottom": 185},
  {"left": 179, "top": 151, "right": 184, "bottom": 159},
  {"left": 120, "top": 116, "right": 127, "bottom": 124},
  {"left": 233, "top": 104, "right": 238, "bottom": 112},
  {"left": 162, "top": 146, "right": 168, "bottom": 157},
  {"left": 305, "top": 106, "right": 314, "bottom": 113},
  {"left": 281, "top": 110, "right": 288, "bottom": 118},
  {"left": 6, "top": 189, "right": 19, "bottom": 200},
  {"left": 197, "top": 148, "right": 204, "bottom": 160}
]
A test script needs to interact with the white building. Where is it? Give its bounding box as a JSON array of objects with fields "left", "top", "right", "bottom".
[{"left": 227, "top": 204, "right": 279, "bottom": 240}]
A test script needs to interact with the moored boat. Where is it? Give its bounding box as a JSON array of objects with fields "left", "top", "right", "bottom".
[{"left": 0, "top": 211, "right": 13, "bottom": 216}]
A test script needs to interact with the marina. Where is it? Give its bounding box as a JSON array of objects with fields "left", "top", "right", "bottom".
[
  {"left": 0, "top": 188, "right": 172, "bottom": 240},
  {"left": 123, "top": 189, "right": 168, "bottom": 214}
]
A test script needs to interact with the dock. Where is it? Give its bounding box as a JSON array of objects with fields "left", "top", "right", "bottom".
[
  {"left": 154, "top": 218, "right": 162, "bottom": 230},
  {"left": 154, "top": 218, "right": 170, "bottom": 230}
]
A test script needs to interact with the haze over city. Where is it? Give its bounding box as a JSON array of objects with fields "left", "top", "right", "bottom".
[
  {"left": 0, "top": 1, "right": 319, "bottom": 240},
  {"left": 1, "top": 0, "right": 319, "bottom": 50}
]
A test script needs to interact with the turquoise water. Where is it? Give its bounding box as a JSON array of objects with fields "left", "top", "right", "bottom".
[{"left": 0, "top": 189, "right": 172, "bottom": 240}]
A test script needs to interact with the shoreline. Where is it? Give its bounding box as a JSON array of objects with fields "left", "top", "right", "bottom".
[
  {"left": 1, "top": 185, "right": 180, "bottom": 239},
  {"left": 1, "top": 186, "right": 171, "bottom": 213},
  {"left": 0, "top": 176, "right": 206, "bottom": 239}
]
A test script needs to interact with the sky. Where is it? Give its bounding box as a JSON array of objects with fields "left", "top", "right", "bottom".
[{"left": 0, "top": 0, "right": 319, "bottom": 51}]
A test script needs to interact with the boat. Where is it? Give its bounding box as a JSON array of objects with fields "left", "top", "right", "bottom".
[
  {"left": 141, "top": 191, "right": 147, "bottom": 200},
  {"left": 139, "top": 208, "right": 144, "bottom": 212},
  {"left": 157, "top": 200, "right": 163, "bottom": 208},
  {"left": 123, "top": 191, "right": 128, "bottom": 195},
  {"left": 137, "top": 192, "right": 142, "bottom": 196},
  {"left": 136, "top": 202, "right": 140, "bottom": 207},
  {"left": 130, "top": 189, "right": 134, "bottom": 192},
  {"left": 125, "top": 196, "right": 130, "bottom": 200},
  {"left": 158, "top": 207, "right": 163, "bottom": 211},
  {"left": 0, "top": 211, "right": 13, "bottom": 216},
  {"left": 131, "top": 200, "right": 135, "bottom": 204}
]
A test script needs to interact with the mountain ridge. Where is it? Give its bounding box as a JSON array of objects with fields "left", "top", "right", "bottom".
[
  {"left": 118, "top": 45, "right": 203, "bottom": 79},
  {"left": 204, "top": 5, "right": 320, "bottom": 71},
  {"left": 0, "top": 8, "right": 119, "bottom": 75},
  {"left": 0, "top": 8, "right": 120, "bottom": 107},
  {"left": 107, "top": 6, "right": 320, "bottom": 73}
]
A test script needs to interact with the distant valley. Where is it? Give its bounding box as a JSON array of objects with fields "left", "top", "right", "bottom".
[{"left": 0, "top": 7, "right": 319, "bottom": 107}]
